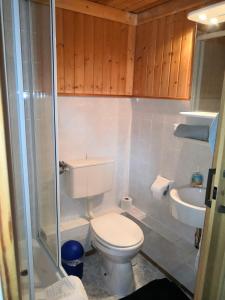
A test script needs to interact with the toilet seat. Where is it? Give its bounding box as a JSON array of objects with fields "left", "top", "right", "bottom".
[
  {"left": 90, "top": 213, "right": 144, "bottom": 248},
  {"left": 93, "top": 233, "right": 144, "bottom": 253}
]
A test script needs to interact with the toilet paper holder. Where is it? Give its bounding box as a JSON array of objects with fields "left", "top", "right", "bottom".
[
  {"left": 163, "top": 185, "right": 170, "bottom": 196},
  {"left": 151, "top": 175, "right": 174, "bottom": 200}
]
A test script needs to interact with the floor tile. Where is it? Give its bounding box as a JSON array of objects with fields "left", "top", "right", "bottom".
[
  {"left": 126, "top": 213, "right": 197, "bottom": 293},
  {"left": 82, "top": 253, "right": 164, "bottom": 300}
]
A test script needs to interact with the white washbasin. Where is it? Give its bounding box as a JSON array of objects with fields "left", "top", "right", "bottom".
[{"left": 170, "top": 186, "right": 206, "bottom": 228}]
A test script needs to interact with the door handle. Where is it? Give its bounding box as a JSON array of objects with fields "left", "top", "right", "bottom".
[{"left": 205, "top": 168, "right": 216, "bottom": 208}]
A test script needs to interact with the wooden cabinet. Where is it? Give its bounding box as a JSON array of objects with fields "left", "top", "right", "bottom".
[
  {"left": 56, "top": 8, "right": 136, "bottom": 96},
  {"left": 133, "top": 11, "right": 196, "bottom": 100}
]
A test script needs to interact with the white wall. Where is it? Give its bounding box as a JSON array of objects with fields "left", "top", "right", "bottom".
[
  {"left": 58, "top": 96, "right": 132, "bottom": 221},
  {"left": 58, "top": 96, "right": 213, "bottom": 244},
  {"left": 129, "top": 99, "right": 213, "bottom": 244}
]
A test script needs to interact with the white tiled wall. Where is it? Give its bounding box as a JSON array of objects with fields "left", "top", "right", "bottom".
[
  {"left": 58, "top": 96, "right": 132, "bottom": 221},
  {"left": 58, "top": 96, "right": 213, "bottom": 244},
  {"left": 129, "top": 99, "right": 213, "bottom": 244}
]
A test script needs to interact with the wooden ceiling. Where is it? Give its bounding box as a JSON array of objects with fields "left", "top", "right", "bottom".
[{"left": 89, "top": 0, "right": 171, "bottom": 13}]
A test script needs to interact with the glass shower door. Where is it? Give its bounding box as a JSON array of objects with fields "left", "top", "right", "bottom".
[
  {"left": 1, "top": 0, "right": 61, "bottom": 298},
  {"left": 19, "top": 0, "right": 60, "bottom": 263}
]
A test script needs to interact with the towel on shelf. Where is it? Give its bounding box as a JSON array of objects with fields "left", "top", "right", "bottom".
[
  {"left": 208, "top": 113, "right": 219, "bottom": 154},
  {"left": 174, "top": 124, "right": 209, "bottom": 141}
]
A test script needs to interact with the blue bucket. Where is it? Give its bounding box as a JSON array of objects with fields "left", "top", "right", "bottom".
[{"left": 61, "top": 240, "right": 84, "bottom": 279}]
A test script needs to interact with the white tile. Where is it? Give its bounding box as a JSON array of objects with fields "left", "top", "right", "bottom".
[
  {"left": 129, "top": 98, "right": 212, "bottom": 244},
  {"left": 58, "top": 96, "right": 132, "bottom": 221},
  {"left": 58, "top": 96, "right": 209, "bottom": 293}
]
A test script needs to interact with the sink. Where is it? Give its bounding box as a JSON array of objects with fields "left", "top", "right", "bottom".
[{"left": 169, "top": 186, "right": 206, "bottom": 228}]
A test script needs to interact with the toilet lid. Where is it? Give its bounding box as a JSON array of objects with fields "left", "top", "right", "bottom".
[{"left": 90, "top": 213, "right": 144, "bottom": 248}]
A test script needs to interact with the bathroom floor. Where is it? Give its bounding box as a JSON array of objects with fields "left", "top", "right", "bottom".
[
  {"left": 82, "top": 253, "right": 165, "bottom": 300},
  {"left": 126, "top": 214, "right": 198, "bottom": 294}
]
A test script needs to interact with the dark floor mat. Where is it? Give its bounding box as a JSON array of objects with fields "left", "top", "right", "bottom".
[{"left": 120, "top": 278, "right": 190, "bottom": 300}]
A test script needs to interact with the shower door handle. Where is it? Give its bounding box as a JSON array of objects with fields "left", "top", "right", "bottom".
[{"left": 205, "top": 168, "right": 216, "bottom": 208}]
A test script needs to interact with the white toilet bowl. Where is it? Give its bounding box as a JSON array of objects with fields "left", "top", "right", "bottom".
[{"left": 90, "top": 213, "right": 144, "bottom": 298}]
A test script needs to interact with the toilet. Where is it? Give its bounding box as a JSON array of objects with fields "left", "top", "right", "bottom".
[
  {"left": 91, "top": 212, "right": 144, "bottom": 297},
  {"left": 63, "top": 158, "right": 144, "bottom": 297}
]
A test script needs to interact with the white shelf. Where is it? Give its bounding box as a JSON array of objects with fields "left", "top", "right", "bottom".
[{"left": 179, "top": 111, "right": 217, "bottom": 119}]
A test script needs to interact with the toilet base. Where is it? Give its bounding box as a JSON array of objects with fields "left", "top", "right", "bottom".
[{"left": 100, "top": 254, "right": 135, "bottom": 298}]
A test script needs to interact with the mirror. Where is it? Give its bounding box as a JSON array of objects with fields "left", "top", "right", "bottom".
[{"left": 192, "top": 27, "right": 225, "bottom": 113}]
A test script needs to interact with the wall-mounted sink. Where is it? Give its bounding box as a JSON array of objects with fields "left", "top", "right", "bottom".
[{"left": 170, "top": 187, "right": 206, "bottom": 228}]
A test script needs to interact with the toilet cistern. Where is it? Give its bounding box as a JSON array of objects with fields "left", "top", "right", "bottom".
[
  {"left": 63, "top": 158, "right": 114, "bottom": 219},
  {"left": 63, "top": 158, "right": 114, "bottom": 201}
]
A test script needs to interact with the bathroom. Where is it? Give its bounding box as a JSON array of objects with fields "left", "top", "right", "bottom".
[{"left": 1, "top": 0, "right": 225, "bottom": 300}]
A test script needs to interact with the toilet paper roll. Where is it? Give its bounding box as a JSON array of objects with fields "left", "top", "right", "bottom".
[
  {"left": 151, "top": 175, "right": 174, "bottom": 200},
  {"left": 121, "top": 196, "right": 133, "bottom": 211}
]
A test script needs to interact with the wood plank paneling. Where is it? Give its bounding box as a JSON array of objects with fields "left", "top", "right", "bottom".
[
  {"left": 84, "top": 15, "right": 94, "bottom": 94},
  {"left": 63, "top": 10, "right": 75, "bottom": 93},
  {"left": 89, "top": 0, "right": 169, "bottom": 13},
  {"left": 55, "top": 0, "right": 137, "bottom": 25},
  {"left": 168, "top": 12, "right": 184, "bottom": 98},
  {"left": 56, "top": 8, "right": 64, "bottom": 92},
  {"left": 102, "top": 20, "right": 112, "bottom": 94},
  {"left": 138, "top": 0, "right": 218, "bottom": 24},
  {"left": 134, "top": 11, "right": 196, "bottom": 99},
  {"left": 56, "top": 8, "right": 135, "bottom": 96},
  {"left": 93, "top": 18, "right": 104, "bottom": 94},
  {"left": 153, "top": 17, "right": 165, "bottom": 96},
  {"left": 133, "top": 24, "right": 144, "bottom": 95},
  {"left": 159, "top": 14, "right": 174, "bottom": 98},
  {"left": 132, "top": 0, "right": 169, "bottom": 13},
  {"left": 125, "top": 25, "right": 136, "bottom": 95},
  {"left": 140, "top": 23, "right": 149, "bottom": 96},
  {"left": 56, "top": 8, "right": 195, "bottom": 99},
  {"left": 74, "top": 13, "right": 84, "bottom": 93},
  {"left": 118, "top": 23, "right": 128, "bottom": 95},
  {"left": 177, "top": 19, "right": 196, "bottom": 99},
  {"left": 146, "top": 20, "right": 157, "bottom": 96},
  {"left": 110, "top": 21, "right": 120, "bottom": 95}
]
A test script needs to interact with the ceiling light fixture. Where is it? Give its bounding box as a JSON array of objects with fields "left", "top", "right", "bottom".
[
  {"left": 188, "top": 1, "right": 225, "bottom": 25},
  {"left": 198, "top": 14, "right": 207, "bottom": 21},
  {"left": 210, "top": 17, "right": 218, "bottom": 25}
]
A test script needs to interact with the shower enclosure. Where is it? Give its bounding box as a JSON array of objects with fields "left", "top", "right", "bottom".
[{"left": 1, "top": 0, "right": 62, "bottom": 298}]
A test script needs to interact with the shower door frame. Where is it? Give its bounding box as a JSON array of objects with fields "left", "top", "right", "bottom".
[
  {"left": 0, "top": 2, "right": 20, "bottom": 297},
  {"left": 5, "top": 0, "right": 36, "bottom": 298},
  {"left": 18, "top": 0, "right": 62, "bottom": 275},
  {"left": 23, "top": 0, "right": 62, "bottom": 267}
]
